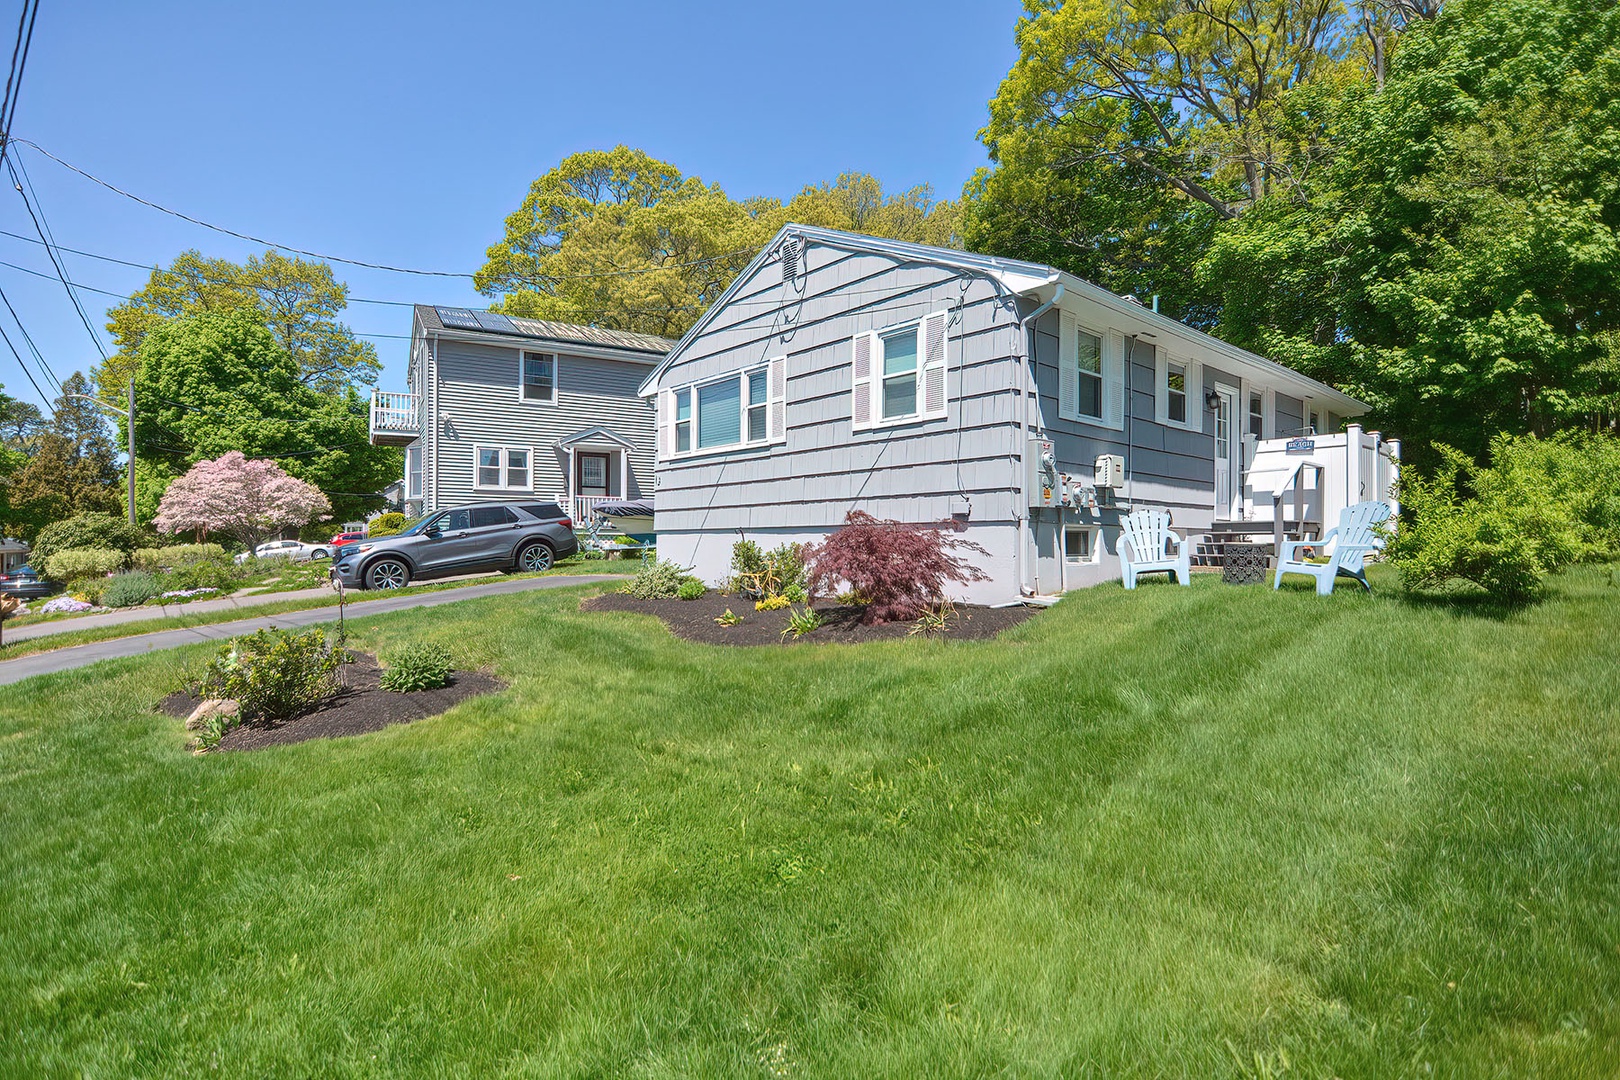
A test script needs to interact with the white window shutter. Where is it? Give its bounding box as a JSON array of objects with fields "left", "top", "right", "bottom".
[
  {"left": 1106, "top": 330, "right": 1126, "bottom": 430},
  {"left": 1188, "top": 361, "right": 1204, "bottom": 431},
  {"left": 767, "top": 356, "right": 787, "bottom": 442},
  {"left": 921, "top": 311, "right": 948, "bottom": 418},
  {"left": 851, "top": 332, "right": 875, "bottom": 430},
  {"left": 656, "top": 389, "right": 673, "bottom": 459},
  {"left": 1057, "top": 312, "right": 1078, "bottom": 423},
  {"left": 1154, "top": 352, "right": 1169, "bottom": 425}
]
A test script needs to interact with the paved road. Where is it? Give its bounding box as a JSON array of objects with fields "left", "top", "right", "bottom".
[
  {"left": 0, "top": 574, "right": 615, "bottom": 686},
  {"left": 5, "top": 570, "right": 513, "bottom": 644}
]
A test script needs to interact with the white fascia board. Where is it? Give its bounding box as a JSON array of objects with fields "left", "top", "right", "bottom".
[{"left": 1047, "top": 271, "right": 1368, "bottom": 415}]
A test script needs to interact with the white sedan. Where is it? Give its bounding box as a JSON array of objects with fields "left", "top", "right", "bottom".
[{"left": 234, "top": 539, "right": 333, "bottom": 565}]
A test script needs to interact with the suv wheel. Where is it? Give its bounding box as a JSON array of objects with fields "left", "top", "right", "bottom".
[
  {"left": 366, "top": 558, "right": 411, "bottom": 590},
  {"left": 516, "top": 541, "right": 554, "bottom": 573}
]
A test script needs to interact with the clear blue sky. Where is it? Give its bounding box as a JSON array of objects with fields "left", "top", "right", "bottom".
[{"left": 0, "top": 0, "right": 1021, "bottom": 412}]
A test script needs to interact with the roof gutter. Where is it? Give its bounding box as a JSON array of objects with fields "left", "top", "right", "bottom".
[{"left": 1015, "top": 280, "right": 1063, "bottom": 598}]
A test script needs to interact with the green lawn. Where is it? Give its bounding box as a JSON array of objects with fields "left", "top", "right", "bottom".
[{"left": 2, "top": 565, "right": 1616, "bottom": 1076}]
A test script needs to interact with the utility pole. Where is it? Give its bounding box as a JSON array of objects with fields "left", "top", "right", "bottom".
[{"left": 126, "top": 378, "right": 136, "bottom": 526}]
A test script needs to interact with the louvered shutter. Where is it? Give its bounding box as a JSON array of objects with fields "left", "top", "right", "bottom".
[
  {"left": 1057, "top": 312, "right": 1078, "bottom": 422},
  {"left": 656, "top": 389, "right": 673, "bottom": 459},
  {"left": 767, "top": 356, "right": 787, "bottom": 442},
  {"left": 1105, "top": 330, "right": 1126, "bottom": 430},
  {"left": 851, "top": 332, "right": 875, "bottom": 430},
  {"left": 921, "top": 311, "right": 949, "bottom": 419}
]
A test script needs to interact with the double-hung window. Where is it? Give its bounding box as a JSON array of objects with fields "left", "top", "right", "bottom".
[
  {"left": 405, "top": 446, "right": 422, "bottom": 500},
  {"left": 1249, "top": 390, "right": 1267, "bottom": 439},
  {"left": 1057, "top": 314, "right": 1123, "bottom": 428},
  {"left": 660, "top": 359, "right": 787, "bottom": 458},
  {"left": 474, "top": 446, "right": 530, "bottom": 490},
  {"left": 880, "top": 325, "right": 919, "bottom": 421},
  {"left": 1154, "top": 352, "right": 1200, "bottom": 429},
  {"left": 850, "top": 311, "right": 949, "bottom": 431},
  {"left": 1166, "top": 363, "right": 1187, "bottom": 424},
  {"left": 520, "top": 351, "right": 556, "bottom": 403}
]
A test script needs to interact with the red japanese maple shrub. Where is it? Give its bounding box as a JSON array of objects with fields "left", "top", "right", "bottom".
[{"left": 804, "top": 511, "right": 988, "bottom": 624}]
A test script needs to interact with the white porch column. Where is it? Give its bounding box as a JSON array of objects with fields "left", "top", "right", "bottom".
[
  {"left": 1346, "top": 422, "right": 1363, "bottom": 505},
  {"left": 619, "top": 448, "right": 629, "bottom": 499}
]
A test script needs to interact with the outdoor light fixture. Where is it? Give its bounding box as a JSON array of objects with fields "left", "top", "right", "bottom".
[{"left": 1205, "top": 387, "right": 1222, "bottom": 411}]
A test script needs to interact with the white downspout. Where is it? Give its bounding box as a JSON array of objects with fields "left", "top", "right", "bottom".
[{"left": 1016, "top": 282, "right": 1063, "bottom": 597}]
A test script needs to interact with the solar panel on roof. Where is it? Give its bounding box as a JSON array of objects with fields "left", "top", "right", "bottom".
[
  {"left": 473, "top": 310, "right": 518, "bottom": 334},
  {"left": 435, "top": 307, "right": 482, "bottom": 330}
]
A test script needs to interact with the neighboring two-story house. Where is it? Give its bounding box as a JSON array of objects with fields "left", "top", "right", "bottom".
[
  {"left": 370, "top": 306, "right": 671, "bottom": 523},
  {"left": 639, "top": 225, "right": 1390, "bottom": 604}
]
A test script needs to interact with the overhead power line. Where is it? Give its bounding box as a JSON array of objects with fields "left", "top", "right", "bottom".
[{"left": 12, "top": 138, "right": 757, "bottom": 283}]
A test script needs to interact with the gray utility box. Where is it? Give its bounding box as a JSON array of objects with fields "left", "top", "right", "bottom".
[{"left": 1028, "top": 438, "right": 1061, "bottom": 508}]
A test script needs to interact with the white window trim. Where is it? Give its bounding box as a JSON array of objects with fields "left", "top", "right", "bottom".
[
  {"left": 517, "top": 350, "right": 558, "bottom": 405},
  {"left": 1057, "top": 313, "right": 1125, "bottom": 431},
  {"left": 661, "top": 363, "right": 784, "bottom": 460},
  {"left": 405, "top": 446, "right": 423, "bottom": 500},
  {"left": 851, "top": 311, "right": 950, "bottom": 432},
  {"left": 1064, "top": 525, "right": 1101, "bottom": 565},
  {"left": 472, "top": 444, "right": 535, "bottom": 491},
  {"left": 1155, "top": 352, "right": 1202, "bottom": 432}
]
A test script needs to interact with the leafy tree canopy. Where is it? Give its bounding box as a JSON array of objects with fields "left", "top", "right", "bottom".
[
  {"left": 2, "top": 374, "right": 124, "bottom": 541},
  {"left": 475, "top": 147, "right": 961, "bottom": 338},
  {"left": 97, "top": 250, "right": 380, "bottom": 400},
  {"left": 154, "top": 451, "right": 330, "bottom": 552},
  {"left": 129, "top": 309, "right": 400, "bottom": 524},
  {"left": 1198, "top": 0, "right": 1620, "bottom": 460}
]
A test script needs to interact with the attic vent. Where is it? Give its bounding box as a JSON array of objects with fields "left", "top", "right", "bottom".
[{"left": 780, "top": 237, "right": 801, "bottom": 284}]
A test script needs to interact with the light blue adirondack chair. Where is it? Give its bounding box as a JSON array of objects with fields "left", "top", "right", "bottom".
[
  {"left": 1274, "top": 500, "right": 1391, "bottom": 595},
  {"left": 1118, "top": 509, "right": 1191, "bottom": 589}
]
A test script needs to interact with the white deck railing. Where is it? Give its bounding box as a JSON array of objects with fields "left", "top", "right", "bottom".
[
  {"left": 369, "top": 390, "right": 419, "bottom": 438},
  {"left": 570, "top": 495, "right": 618, "bottom": 525}
]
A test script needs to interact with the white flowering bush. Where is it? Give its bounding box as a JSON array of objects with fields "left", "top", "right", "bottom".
[{"left": 40, "top": 596, "right": 96, "bottom": 615}]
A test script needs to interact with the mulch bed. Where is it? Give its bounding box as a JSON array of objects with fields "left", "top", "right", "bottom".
[
  {"left": 581, "top": 590, "right": 1038, "bottom": 646},
  {"left": 158, "top": 652, "right": 505, "bottom": 751}
]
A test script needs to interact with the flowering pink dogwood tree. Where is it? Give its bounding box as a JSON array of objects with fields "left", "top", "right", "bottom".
[{"left": 154, "top": 451, "right": 330, "bottom": 552}]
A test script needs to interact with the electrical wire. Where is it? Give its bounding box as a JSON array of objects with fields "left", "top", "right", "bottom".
[
  {"left": 7, "top": 155, "right": 109, "bottom": 362},
  {"left": 0, "top": 278, "right": 58, "bottom": 393},
  {"left": 12, "top": 138, "right": 758, "bottom": 283},
  {"left": 0, "top": 0, "right": 38, "bottom": 175}
]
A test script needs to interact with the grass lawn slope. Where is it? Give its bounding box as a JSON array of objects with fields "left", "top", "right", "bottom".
[{"left": 1, "top": 566, "right": 1616, "bottom": 1076}]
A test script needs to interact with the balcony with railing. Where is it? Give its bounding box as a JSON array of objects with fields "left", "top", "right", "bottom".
[{"left": 369, "top": 390, "right": 420, "bottom": 447}]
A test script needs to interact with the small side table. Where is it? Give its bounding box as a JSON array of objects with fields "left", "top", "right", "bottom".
[{"left": 1222, "top": 542, "right": 1268, "bottom": 585}]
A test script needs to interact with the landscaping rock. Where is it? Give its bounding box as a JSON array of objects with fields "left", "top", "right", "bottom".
[{"left": 185, "top": 698, "right": 240, "bottom": 731}]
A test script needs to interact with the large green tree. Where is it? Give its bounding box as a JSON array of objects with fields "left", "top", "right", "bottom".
[
  {"left": 475, "top": 148, "right": 961, "bottom": 338},
  {"left": 966, "top": 0, "right": 1384, "bottom": 324},
  {"left": 1, "top": 374, "right": 124, "bottom": 540},
  {"left": 1200, "top": 0, "right": 1620, "bottom": 460},
  {"left": 98, "top": 250, "right": 381, "bottom": 400},
  {"left": 127, "top": 310, "right": 401, "bottom": 525}
]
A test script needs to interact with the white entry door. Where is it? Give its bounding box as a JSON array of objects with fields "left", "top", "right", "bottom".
[{"left": 1213, "top": 384, "right": 1241, "bottom": 519}]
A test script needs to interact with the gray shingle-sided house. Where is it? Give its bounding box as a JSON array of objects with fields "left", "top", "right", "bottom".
[
  {"left": 370, "top": 305, "right": 672, "bottom": 523},
  {"left": 640, "top": 225, "right": 1395, "bottom": 604}
]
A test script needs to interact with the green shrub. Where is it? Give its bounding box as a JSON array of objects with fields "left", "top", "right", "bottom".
[
  {"left": 70, "top": 578, "right": 107, "bottom": 605},
  {"left": 620, "top": 556, "right": 697, "bottom": 599},
  {"left": 378, "top": 642, "right": 455, "bottom": 693},
  {"left": 729, "top": 540, "right": 808, "bottom": 600},
  {"left": 167, "top": 560, "right": 245, "bottom": 593},
  {"left": 676, "top": 578, "right": 706, "bottom": 601},
  {"left": 1386, "top": 434, "right": 1619, "bottom": 603},
  {"left": 102, "top": 571, "right": 160, "bottom": 608},
  {"left": 131, "top": 544, "right": 226, "bottom": 572},
  {"left": 42, "top": 548, "right": 125, "bottom": 583},
  {"left": 194, "top": 628, "right": 345, "bottom": 723},
  {"left": 367, "top": 512, "right": 408, "bottom": 538},
  {"left": 32, "top": 513, "right": 149, "bottom": 564}
]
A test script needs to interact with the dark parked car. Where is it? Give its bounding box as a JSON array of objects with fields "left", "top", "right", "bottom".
[
  {"left": 0, "top": 564, "right": 58, "bottom": 600},
  {"left": 330, "top": 501, "right": 576, "bottom": 590}
]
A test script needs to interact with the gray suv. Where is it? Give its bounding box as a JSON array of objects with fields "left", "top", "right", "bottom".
[{"left": 331, "top": 501, "right": 578, "bottom": 590}]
